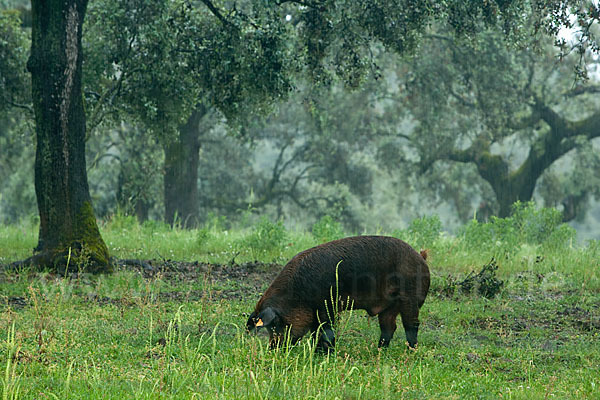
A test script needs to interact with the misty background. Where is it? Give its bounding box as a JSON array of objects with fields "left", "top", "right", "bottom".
[{"left": 1, "top": 0, "right": 599, "bottom": 241}]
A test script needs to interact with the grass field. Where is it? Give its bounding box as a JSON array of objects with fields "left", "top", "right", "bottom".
[{"left": 1, "top": 208, "right": 599, "bottom": 399}]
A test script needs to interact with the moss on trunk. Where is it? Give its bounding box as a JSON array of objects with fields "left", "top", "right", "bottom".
[
  {"left": 26, "top": 0, "right": 111, "bottom": 273},
  {"left": 63, "top": 201, "right": 111, "bottom": 272}
]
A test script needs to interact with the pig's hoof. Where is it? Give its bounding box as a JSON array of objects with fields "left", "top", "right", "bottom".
[
  {"left": 316, "top": 339, "right": 335, "bottom": 354},
  {"left": 316, "top": 345, "right": 334, "bottom": 354}
]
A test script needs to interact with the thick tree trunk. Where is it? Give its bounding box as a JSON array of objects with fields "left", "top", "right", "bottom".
[
  {"left": 487, "top": 176, "right": 522, "bottom": 218},
  {"left": 27, "top": 0, "right": 110, "bottom": 272},
  {"left": 164, "top": 108, "right": 205, "bottom": 228},
  {"left": 479, "top": 165, "right": 538, "bottom": 218},
  {"left": 496, "top": 191, "right": 516, "bottom": 218},
  {"left": 493, "top": 182, "right": 523, "bottom": 218}
]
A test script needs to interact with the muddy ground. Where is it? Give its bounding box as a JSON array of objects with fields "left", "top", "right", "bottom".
[
  {"left": 2, "top": 259, "right": 280, "bottom": 309},
  {"left": 2, "top": 259, "right": 599, "bottom": 335}
]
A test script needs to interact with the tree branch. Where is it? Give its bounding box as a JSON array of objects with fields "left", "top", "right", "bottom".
[
  {"left": 199, "top": 0, "right": 235, "bottom": 27},
  {"left": 511, "top": 98, "right": 600, "bottom": 201},
  {"left": 506, "top": 110, "right": 541, "bottom": 131},
  {"left": 444, "top": 147, "right": 476, "bottom": 166},
  {"left": 570, "top": 110, "right": 600, "bottom": 140},
  {"left": 563, "top": 84, "right": 600, "bottom": 97},
  {"left": 533, "top": 97, "right": 569, "bottom": 133},
  {"left": 3, "top": 97, "right": 33, "bottom": 113},
  {"left": 86, "top": 36, "right": 139, "bottom": 139},
  {"left": 448, "top": 86, "right": 475, "bottom": 108},
  {"left": 275, "top": 0, "right": 326, "bottom": 10},
  {"left": 267, "top": 142, "right": 291, "bottom": 193}
]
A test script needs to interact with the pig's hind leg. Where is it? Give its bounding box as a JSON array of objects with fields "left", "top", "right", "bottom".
[
  {"left": 378, "top": 300, "right": 420, "bottom": 349},
  {"left": 398, "top": 300, "right": 420, "bottom": 348}
]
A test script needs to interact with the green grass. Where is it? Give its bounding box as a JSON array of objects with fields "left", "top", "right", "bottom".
[
  {"left": 1, "top": 209, "right": 599, "bottom": 398},
  {"left": 0, "top": 269, "right": 598, "bottom": 399}
]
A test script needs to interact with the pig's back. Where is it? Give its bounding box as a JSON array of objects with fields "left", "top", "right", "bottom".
[{"left": 278, "top": 236, "right": 428, "bottom": 307}]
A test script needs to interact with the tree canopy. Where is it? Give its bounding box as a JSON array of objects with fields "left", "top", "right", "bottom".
[
  {"left": 398, "top": 25, "right": 600, "bottom": 220},
  {"left": 1, "top": 0, "right": 600, "bottom": 270}
]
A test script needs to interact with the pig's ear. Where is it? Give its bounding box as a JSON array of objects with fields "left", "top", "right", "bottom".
[
  {"left": 246, "top": 312, "right": 258, "bottom": 332},
  {"left": 255, "top": 307, "right": 278, "bottom": 328}
]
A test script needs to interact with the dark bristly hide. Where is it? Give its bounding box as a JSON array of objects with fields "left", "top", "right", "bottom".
[{"left": 247, "top": 236, "right": 430, "bottom": 351}]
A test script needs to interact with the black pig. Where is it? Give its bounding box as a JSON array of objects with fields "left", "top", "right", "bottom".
[{"left": 246, "top": 236, "right": 430, "bottom": 351}]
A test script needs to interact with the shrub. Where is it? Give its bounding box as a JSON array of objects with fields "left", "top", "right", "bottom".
[
  {"left": 460, "top": 202, "right": 575, "bottom": 253},
  {"left": 461, "top": 215, "right": 518, "bottom": 253},
  {"left": 205, "top": 212, "right": 227, "bottom": 232},
  {"left": 141, "top": 219, "right": 170, "bottom": 233},
  {"left": 245, "top": 217, "right": 288, "bottom": 256},
  {"left": 196, "top": 228, "right": 213, "bottom": 248},
  {"left": 407, "top": 215, "right": 442, "bottom": 249},
  {"left": 108, "top": 211, "right": 139, "bottom": 232},
  {"left": 511, "top": 201, "right": 567, "bottom": 245},
  {"left": 311, "top": 215, "right": 345, "bottom": 243}
]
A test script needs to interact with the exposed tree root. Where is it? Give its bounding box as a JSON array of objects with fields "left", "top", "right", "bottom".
[{"left": 2, "top": 250, "right": 113, "bottom": 274}]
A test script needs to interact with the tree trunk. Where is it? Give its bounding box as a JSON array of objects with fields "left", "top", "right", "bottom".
[
  {"left": 491, "top": 178, "right": 520, "bottom": 218},
  {"left": 164, "top": 108, "right": 205, "bottom": 228},
  {"left": 479, "top": 165, "right": 537, "bottom": 219},
  {"left": 27, "top": 0, "right": 110, "bottom": 273}
]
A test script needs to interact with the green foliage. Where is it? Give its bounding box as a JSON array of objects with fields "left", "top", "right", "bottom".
[
  {"left": 0, "top": 227, "right": 599, "bottom": 398},
  {"left": 243, "top": 217, "right": 288, "bottom": 259},
  {"left": 195, "top": 214, "right": 229, "bottom": 250},
  {"left": 588, "top": 239, "right": 600, "bottom": 256},
  {"left": 0, "top": 9, "right": 30, "bottom": 111},
  {"left": 108, "top": 211, "right": 140, "bottom": 233},
  {"left": 3, "top": 0, "right": 597, "bottom": 234},
  {"left": 196, "top": 227, "right": 212, "bottom": 248},
  {"left": 511, "top": 201, "right": 576, "bottom": 249},
  {"left": 399, "top": 21, "right": 600, "bottom": 221},
  {"left": 90, "top": 126, "right": 164, "bottom": 221},
  {"left": 537, "top": 143, "right": 600, "bottom": 222},
  {"left": 296, "top": 0, "right": 538, "bottom": 88},
  {"left": 0, "top": 117, "right": 35, "bottom": 223},
  {"left": 461, "top": 202, "right": 575, "bottom": 254},
  {"left": 140, "top": 219, "right": 171, "bottom": 233},
  {"left": 84, "top": 0, "right": 295, "bottom": 135},
  {"left": 392, "top": 215, "right": 443, "bottom": 250},
  {"left": 0, "top": 12, "right": 35, "bottom": 224},
  {"left": 512, "top": 201, "right": 562, "bottom": 242},
  {"left": 311, "top": 215, "right": 345, "bottom": 243},
  {"left": 0, "top": 205, "right": 593, "bottom": 281},
  {"left": 1, "top": 322, "right": 22, "bottom": 400},
  {"left": 461, "top": 215, "right": 517, "bottom": 252},
  {"left": 408, "top": 215, "right": 442, "bottom": 249},
  {"left": 84, "top": 0, "right": 197, "bottom": 137},
  {"left": 204, "top": 212, "right": 228, "bottom": 232}
]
